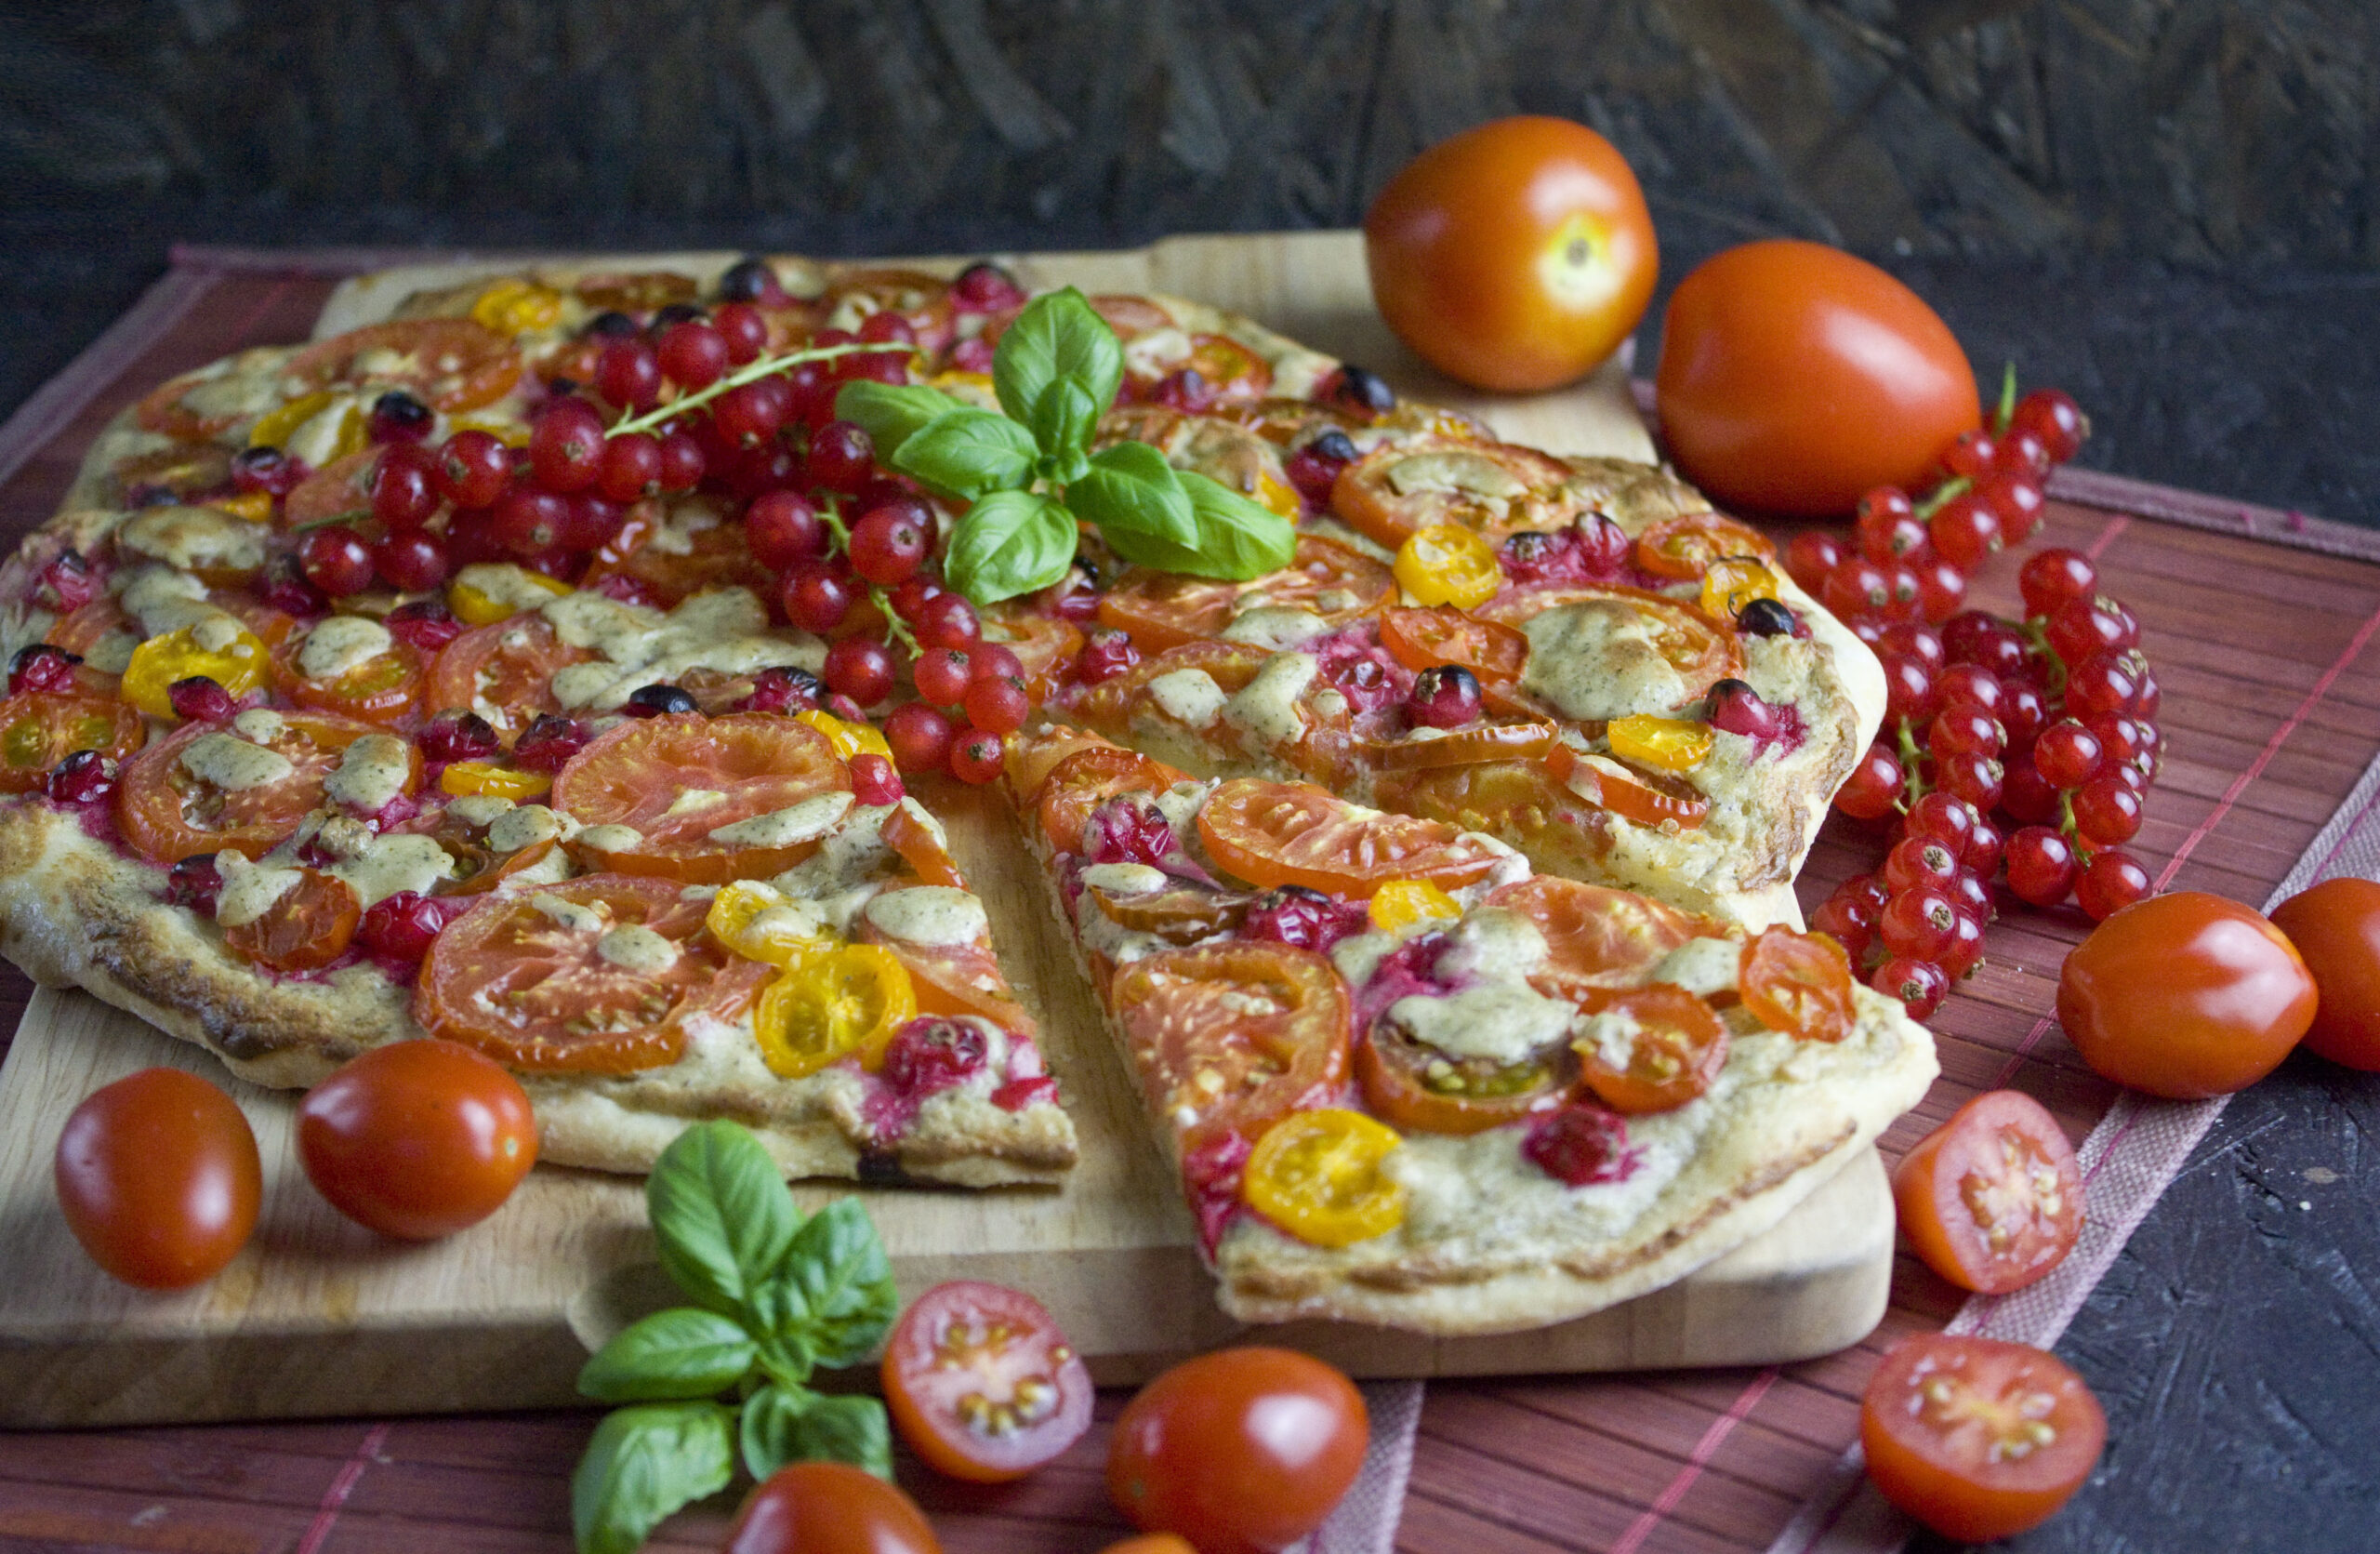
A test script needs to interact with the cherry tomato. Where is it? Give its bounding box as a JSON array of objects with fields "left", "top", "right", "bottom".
[
  {"left": 1107, "top": 1347, "right": 1368, "bottom": 1554},
  {"left": 1474, "top": 584, "right": 1743, "bottom": 707},
  {"left": 1739, "top": 926, "right": 1856, "bottom": 1043},
  {"left": 284, "top": 319, "right": 522, "bottom": 413},
  {"left": 270, "top": 629, "right": 429, "bottom": 727},
  {"left": 1891, "top": 1089, "right": 2082, "bottom": 1295},
  {"left": 723, "top": 1461, "right": 940, "bottom": 1554},
  {"left": 1330, "top": 436, "right": 1589, "bottom": 551},
  {"left": 424, "top": 616, "right": 593, "bottom": 744},
  {"left": 2268, "top": 876, "right": 2380, "bottom": 1070},
  {"left": 554, "top": 712, "right": 852, "bottom": 883},
  {"left": 1073, "top": 640, "right": 1272, "bottom": 736},
  {"left": 1378, "top": 604, "right": 1531, "bottom": 685},
  {"left": 1542, "top": 742, "right": 1712, "bottom": 831},
  {"left": 2056, "top": 890, "right": 2316, "bottom": 1098},
  {"left": 54, "top": 1068, "right": 261, "bottom": 1288},
  {"left": 1241, "top": 1107, "right": 1408, "bottom": 1246},
  {"left": 1110, "top": 944, "right": 1351, "bottom": 1159},
  {"left": 1574, "top": 984, "right": 1728, "bottom": 1113},
  {"left": 1001, "top": 725, "right": 1113, "bottom": 808},
  {"left": 1859, "top": 1333, "right": 2105, "bottom": 1542},
  {"left": 0, "top": 690, "right": 144, "bottom": 794},
  {"left": 1356, "top": 1018, "right": 1569, "bottom": 1136},
  {"left": 1034, "top": 744, "right": 1189, "bottom": 857},
  {"left": 1098, "top": 536, "right": 1393, "bottom": 653},
  {"left": 1365, "top": 115, "right": 1657, "bottom": 392},
  {"left": 1655, "top": 240, "right": 1981, "bottom": 517},
  {"left": 298, "top": 1039, "right": 537, "bottom": 1240},
  {"left": 1633, "top": 511, "right": 1778, "bottom": 580},
  {"left": 222, "top": 867, "right": 364, "bottom": 973},
  {"left": 880, "top": 1280, "right": 1093, "bottom": 1482},
  {"left": 1361, "top": 721, "right": 1558, "bottom": 771},
  {"left": 1197, "top": 777, "right": 1503, "bottom": 895}
]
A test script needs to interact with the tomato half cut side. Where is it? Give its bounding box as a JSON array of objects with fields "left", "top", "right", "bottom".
[
  {"left": 1485, "top": 875, "right": 1724, "bottom": 996},
  {"left": 1739, "top": 926, "right": 1856, "bottom": 1043},
  {"left": 221, "top": 869, "right": 364, "bottom": 974},
  {"left": 1364, "top": 720, "right": 1557, "bottom": 771},
  {"left": 880, "top": 803, "right": 967, "bottom": 889},
  {"left": 881, "top": 1280, "right": 1093, "bottom": 1483},
  {"left": 1329, "top": 436, "right": 1586, "bottom": 550},
  {"left": 1099, "top": 535, "right": 1393, "bottom": 653},
  {"left": 1890, "top": 1089, "right": 2082, "bottom": 1295},
  {"left": 1476, "top": 584, "right": 1744, "bottom": 703},
  {"left": 425, "top": 616, "right": 594, "bottom": 743},
  {"left": 869, "top": 936, "right": 1036, "bottom": 1037},
  {"left": 1197, "top": 777, "right": 1503, "bottom": 895},
  {"left": 977, "top": 604, "right": 1083, "bottom": 701},
  {"left": 0, "top": 691, "right": 144, "bottom": 793},
  {"left": 1071, "top": 639, "right": 1271, "bottom": 733},
  {"left": 553, "top": 712, "right": 851, "bottom": 883},
  {"left": 1356, "top": 1022, "right": 1569, "bottom": 1135},
  {"left": 271, "top": 631, "right": 429, "bottom": 727},
  {"left": 1035, "top": 744, "right": 1184, "bottom": 857},
  {"left": 1573, "top": 984, "right": 1728, "bottom": 1113},
  {"left": 1860, "top": 1333, "right": 2105, "bottom": 1543},
  {"left": 1003, "top": 724, "right": 1115, "bottom": 810},
  {"left": 1110, "top": 943, "right": 1352, "bottom": 1158}
]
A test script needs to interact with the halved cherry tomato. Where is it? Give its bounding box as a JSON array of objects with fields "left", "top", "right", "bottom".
[
  {"left": 271, "top": 630, "right": 428, "bottom": 727},
  {"left": 281, "top": 449, "right": 378, "bottom": 529},
  {"left": 1355, "top": 1022, "right": 1570, "bottom": 1136},
  {"left": 1543, "top": 742, "right": 1712, "bottom": 830},
  {"left": 1367, "top": 877, "right": 1461, "bottom": 933},
  {"left": 1098, "top": 536, "right": 1393, "bottom": 653},
  {"left": 117, "top": 711, "right": 398, "bottom": 863},
  {"left": 1085, "top": 882, "right": 1251, "bottom": 947},
  {"left": 1330, "top": 435, "right": 1589, "bottom": 550},
  {"left": 416, "top": 873, "right": 768, "bottom": 1073},
  {"left": 54, "top": 1068, "right": 260, "bottom": 1289},
  {"left": 1363, "top": 720, "right": 1557, "bottom": 771},
  {"left": 2266, "top": 877, "right": 2380, "bottom": 1070},
  {"left": 1573, "top": 983, "right": 1728, "bottom": 1113},
  {"left": 1392, "top": 525, "right": 1502, "bottom": 609},
  {"left": 120, "top": 619, "right": 271, "bottom": 718},
  {"left": 1110, "top": 943, "right": 1351, "bottom": 1158},
  {"left": 1607, "top": 713, "right": 1713, "bottom": 773},
  {"left": 1474, "top": 583, "right": 1743, "bottom": 707},
  {"left": 1197, "top": 777, "right": 1503, "bottom": 895},
  {"left": 1035, "top": 744, "right": 1186, "bottom": 856},
  {"left": 1150, "top": 332, "right": 1274, "bottom": 403},
  {"left": 440, "top": 762, "right": 550, "bottom": 802},
  {"left": 751, "top": 943, "right": 917, "bottom": 1077},
  {"left": 1378, "top": 604, "right": 1532, "bottom": 684},
  {"left": 297, "top": 1039, "right": 536, "bottom": 1240},
  {"left": 1699, "top": 555, "right": 1783, "bottom": 620},
  {"left": 880, "top": 1280, "right": 1094, "bottom": 1483},
  {"left": 880, "top": 803, "right": 967, "bottom": 888},
  {"left": 284, "top": 319, "right": 523, "bottom": 413},
  {"left": 795, "top": 709, "right": 892, "bottom": 764},
  {"left": 1486, "top": 875, "right": 1723, "bottom": 998},
  {"left": 0, "top": 691, "right": 144, "bottom": 793},
  {"left": 704, "top": 880, "right": 826, "bottom": 965},
  {"left": 1633, "top": 511, "right": 1777, "bottom": 580},
  {"left": 1891, "top": 1088, "right": 2082, "bottom": 1295},
  {"left": 1859, "top": 1334, "right": 2105, "bottom": 1542},
  {"left": 1739, "top": 926, "right": 1855, "bottom": 1043},
  {"left": 554, "top": 713, "right": 851, "bottom": 884},
  {"left": 1241, "top": 1108, "right": 1406, "bottom": 1246},
  {"left": 581, "top": 501, "right": 769, "bottom": 604},
  {"left": 469, "top": 277, "right": 565, "bottom": 335},
  {"left": 221, "top": 868, "right": 363, "bottom": 973},
  {"left": 1004, "top": 724, "right": 1120, "bottom": 810},
  {"left": 725, "top": 1462, "right": 940, "bottom": 1554},
  {"left": 424, "top": 615, "right": 593, "bottom": 743}
]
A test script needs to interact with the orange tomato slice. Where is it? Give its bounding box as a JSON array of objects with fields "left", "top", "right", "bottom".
[
  {"left": 1363, "top": 721, "right": 1557, "bottom": 771},
  {"left": 1484, "top": 875, "right": 1725, "bottom": 998},
  {"left": 1633, "top": 511, "right": 1777, "bottom": 580},
  {"left": 553, "top": 712, "right": 852, "bottom": 883},
  {"left": 1544, "top": 741, "right": 1712, "bottom": 830},
  {"left": 1196, "top": 777, "right": 1503, "bottom": 895},
  {"left": 1034, "top": 745, "right": 1185, "bottom": 857},
  {"left": 1098, "top": 536, "right": 1392, "bottom": 653},
  {"left": 1573, "top": 983, "right": 1729, "bottom": 1113},
  {"left": 1739, "top": 926, "right": 1857, "bottom": 1043}
]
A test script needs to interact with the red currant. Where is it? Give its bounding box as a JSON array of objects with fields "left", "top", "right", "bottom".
[
  {"left": 1940, "top": 909, "right": 1988, "bottom": 978},
  {"left": 2000, "top": 681, "right": 2050, "bottom": 750},
  {"left": 373, "top": 530, "right": 449, "bottom": 593},
  {"left": 2071, "top": 775, "right": 2143, "bottom": 846},
  {"left": 2004, "top": 826, "right": 2080, "bottom": 907},
  {"left": 747, "top": 491, "right": 825, "bottom": 571},
  {"left": 435, "top": 430, "right": 511, "bottom": 510},
  {"left": 1809, "top": 896, "right": 1874, "bottom": 960},
  {"left": 1855, "top": 487, "right": 1927, "bottom": 561},
  {"left": 1977, "top": 470, "right": 2046, "bottom": 546},
  {"left": 231, "top": 445, "right": 303, "bottom": 498},
  {"left": 1928, "top": 492, "right": 2003, "bottom": 572},
  {"left": 1942, "top": 613, "right": 2030, "bottom": 679},
  {"left": 823, "top": 637, "right": 895, "bottom": 706},
  {"left": 371, "top": 445, "right": 441, "bottom": 530},
  {"left": 883, "top": 702, "right": 955, "bottom": 774},
  {"left": 962, "top": 674, "right": 1030, "bottom": 734},
  {"left": 783, "top": 564, "right": 856, "bottom": 635},
  {"left": 2131, "top": 667, "right": 2161, "bottom": 721},
  {"left": 656, "top": 321, "right": 730, "bottom": 390},
  {"left": 596, "top": 339, "right": 664, "bottom": 412},
  {"left": 1835, "top": 743, "right": 1904, "bottom": 821},
  {"left": 562, "top": 494, "right": 626, "bottom": 551},
  {"left": 1786, "top": 531, "right": 1848, "bottom": 596},
  {"left": 2018, "top": 549, "right": 2096, "bottom": 619},
  {"left": 1947, "top": 867, "right": 1994, "bottom": 925},
  {"left": 2075, "top": 849, "right": 2150, "bottom": 921},
  {"left": 656, "top": 431, "right": 707, "bottom": 492},
  {"left": 529, "top": 400, "right": 607, "bottom": 494},
  {"left": 1915, "top": 558, "right": 1967, "bottom": 624},
  {"left": 847, "top": 500, "right": 930, "bottom": 587},
  {"left": 1939, "top": 428, "right": 1997, "bottom": 481},
  {"left": 805, "top": 420, "right": 875, "bottom": 495},
  {"left": 1880, "top": 886, "right": 1957, "bottom": 960},
  {"left": 1884, "top": 835, "right": 1960, "bottom": 895},
  {"left": 1881, "top": 654, "right": 1937, "bottom": 724},
  {"left": 596, "top": 432, "right": 664, "bottom": 504},
  {"left": 1075, "top": 628, "right": 1141, "bottom": 684},
  {"left": 953, "top": 262, "right": 1027, "bottom": 313},
  {"left": 1906, "top": 791, "right": 1976, "bottom": 851},
  {"left": 911, "top": 646, "right": 973, "bottom": 707},
  {"left": 1878, "top": 622, "right": 1945, "bottom": 671},
  {"left": 1963, "top": 816, "right": 2005, "bottom": 876},
  {"left": 2011, "top": 389, "right": 2087, "bottom": 463},
  {"left": 2033, "top": 719, "right": 2104, "bottom": 789},
  {"left": 857, "top": 309, "right": 918, "bottom": 348},
  {"left": 1871, "top": 955, "right": 1950, "bottom": 1018},
  {"left": 298, "top": 527, "right": 376, "bottom": 597},
  {"left": 1822, "top": 556, "right": 1895, "bottom": 620},
  {"left": 1933, "top": 662, "right": 2003, "bottom": 716},
  {"left": 947, "top": 726, "right": 1006, "bottom": 786},
  {"left": 1837, "top": 872, "right": 1893, "bottom": 918},
  {"left": 2046, "top": 594, "right": 2136, "bottom": 665},
  {"left": 968, "top": 644, "right": 1024, "bottom": 684},
  {"left": 713, "top": 381, "right": 787, "bottom": 447},
  {"left": 712, "top": 302, "right": 768, "bottom": 365},
  {"left": 1936, "top": 751, "right": 2006, "bottom": 812},
  {"left": 1927, "top": 705, "right": 2004, "bottom": 760},
  {"left": 913, "top": 591, "right": 980, "bottom": 650},
  {"left": 493, "top": 485, "right": 567, "bottom": 555}
]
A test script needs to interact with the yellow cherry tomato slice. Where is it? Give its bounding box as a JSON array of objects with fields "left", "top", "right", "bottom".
[
  {"left": 120, "top": 620, "right": 270, "bottom": 719},
  {"left": 1699, "top": 556, "right": 1782, "bottom": 621},
  {"left": 1242, "top": 1108, "right": 1408, "bottom": 1248},
  {"left": 448, "top": 568, "right": 571, "bottom": 626},
  {"left": 209, "top": 490, "right": 274, "bottom": 524},
  {"left": 439, "top": 761, "right": 552, "bottom": 801},
  {"left": 796, "top": 710, "right": 894, "bottom": 764},
  {"left": 1607, "top": 713, "right": 1713, "bottom": 774},
  {"left": 1368, "top": 878, "right": 1461, "bottom": 934},
  {"left": 246, "top": 389, "right": 337, "bottom": 451},
  {"left": 470, "top": 278, "right": 565, "bottom": 335},
  {"left": 752, "top": 944, "right": 918, "bottom": 1079},
  {"left": 706, "top": 880, "right": 828, "bottom": 966},
  {"left": 1393, "top": 524, "right": 1503, "bottom": 609}
]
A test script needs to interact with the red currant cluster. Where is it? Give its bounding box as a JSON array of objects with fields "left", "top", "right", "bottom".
[{"left": 1780, "top": 390, "right": 2162, "bottom": 1017}]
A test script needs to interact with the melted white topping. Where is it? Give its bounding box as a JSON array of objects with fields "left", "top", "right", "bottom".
[
  {"left": 456, "top": 563, "right": 570, "bottom": 617},
  {"left": 486, "top": 804, "right": 564, "bottom": 853},
  {"left": 708, "top": 791, "right": 854, "bottom": 849},
  {"left": 1079, "top": 862, "right": 1168, "bottom": 896},
  {"left": 1521, "top": 600, "right": 1692, "bottom": 722},
  {"left": 596, "top": 923, "right": 678, "bottom": 975},
  {"left": 1219, "top": 605, "right": 1331, "bottom": 650},
  {"left": 1144, "top": 668, "right": 1227, "bottom": 726},
  {"left": 529, "top": 892, "right": 606, "bottom": 934},
  {"left": 231, "top": 708, "right": 285, "bottom": 744},
  {"left": 1221, "top": 652, "right": 1316, "bottom": 748},
  {"left": 862, "top": 885, "right": 988, "bottom": 947},
  {"left": 574, "top": 823, "right": 645, "bottom": 853},
  {"left": 446, "top": 793, "right": 516, "bottom": 829},
  {"left": 297, "top": 616, "right": 393, "bottom": 682},
  {"left": 117, "top": 505, "right": 266, "bottom": 574},
  {"left": 321, "top": 734, "right": 412, "bottom": 813},
  {"left": 326, "top": 833, "right": 457, "bottom": 908},
  {"left": 662, "top": 788, "right": 729, "bottom": 817},
  {"left": 213, "top": 853, "right": 301, "bottom": 929},
  {"left": 1433, "top": 908, "right": 1550, "bottom": 983},
  {"left": 1650, "top": 936, "right": 1744, "bottom": 998},
  {"left": 178, "top": 731, "right": 293, "bottom": 792},
  {"left": 118, "top": 565, "right": 212, "bottom": 635},
  {"left": 1386, "top": 982, "right": 1580, "bottom": 1067}
]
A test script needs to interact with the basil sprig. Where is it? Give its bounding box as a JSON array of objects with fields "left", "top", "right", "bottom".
[
  {"left": 569, "top": 1121, "right": 899, "bottom": 1554},
  {"left": 835, "top": 286, "right": 1295, "bottom": 606}
]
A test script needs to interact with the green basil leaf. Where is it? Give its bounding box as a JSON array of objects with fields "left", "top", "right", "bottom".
[
  {"left": 645, "top": 1121, "right": 801, "bottom": 1321},
  {"left": 994, "top": 287, "right": 1123, "bottom": 432},
  {"left": 832, "top": 381, "right": 968, "bottom": 464},
  {"left": 1094, "top": 521, "right": 1206, "bottom": 573},
  {"left": 1028, "top": 377, "right": 1101, "bottom": 459},
  {"left": 570, "top": 1401, "right": 736, "bottom": 1554},
  {"left": 1178, "top": 468, "right": 1298, "bottom": 579},
  {"left": 770, "top": 1197, "right": 899, "bottom": 1370},
  {"left": 577, "top": 1308, "right": 757, "bottom": 1403},
  {"left": 942, "top": 489, "right": 1077, "bottom": 607},
  {"left": 785, "top": 1391, "right": 896, "bottom": 1480},
  {"left": 737, "top": 1382, "right": 812, "bottom": 1482},
  {"left": 1069, "top": 441, "right": 1197, "bottom": 547},
  {"left": 892, "top": 408, "right": 1039, "bottom": 500},
  {"left": 742, "top": 1277, "right": 818, "bottom": 1388}
]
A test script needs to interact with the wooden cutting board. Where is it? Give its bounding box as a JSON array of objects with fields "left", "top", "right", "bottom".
[{"left": 0, "top": 232, "right": 1895, "bottom": 1428}]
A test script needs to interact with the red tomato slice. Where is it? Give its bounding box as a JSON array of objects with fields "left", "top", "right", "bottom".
[
  {"left": 1543, "top": 741, "right": 1712, "bottom": 830},
  {"left": 1109, "top": 943, "right": 1351, "bottom": 1156},
  {"left": 553, "top": 713, "right": 851, "bottom": 884},
  {"left": 1089, "top": 295, "right": 1178, "bottom": 338},
  {"left": 1573, "top": 983, "right": 1728, "bottom": 1113},
  {"left": 1002, "top": 724, "right": 1117, "bottom": 809},
  {"left": 135, "top": 372, "right": 248, "bottom": 442},
  {"left": 1633, "top": 511, "right": 1777, "bottom": 579},
  {"left": 284, "top": 319, "right": 522, "bottom": 413},
  {"left": 416, "top": 872, "right": 768, "bottom": 1073},
  {"left": 1071, "top": 639, "right": 1271, "bottom": 734},
  {"left": 978, "top": 604, "right": 1084, "bottom": 701},
  {"left": 1474, "top": 583, "right": 1743, "bottom": 702},
  {"left": 1859, "top": 1334, "right": 2106, "bottom": 1543},
  {"left": 1197, "top": 777, "right": 1504, "bottom": 895},
  {"left": 1739, "top": 926, "right": 1856, "bottom": 1043},
  {"left": 869, "top": 936, "right": 1036, "bottom": 1036},
  {"left": 117, "top": 711, "right": 400, "bottom": 863},
  {"left": 879, "top": 1281, "right": 1093, "bottom": 1483},
  {"left": 424, "top": 616, "right": 594, "bottom": 744},
  {"left": 282, "top": 450, "right": 378, "bottom": 530},
  {"left": 0, "top": 691, "right": 145, "bottom": 794},
  {"left": 1378, "top": 604, "right": 1531, "bottom": 683},
  {"left": 823, "top": 268, "right": 959, "bottom": 355},
  {"left": 1355, "top": 1022, "right": 1570, "bottom": 1136},
  {"left": 1485, "top": 876, "right": 1725, "bottom": 997},
  {"left": 270, "top": 630, "right": 428, "bottom": 728},
  {"left": 1363, "top": 720, "right": 1557, "bottom": 771},
  {"left": 879, "top": 804, "right": 966, "bottom": 889},
  {"left": 1890, "top": 1089, "right": 2082, "bottom": 1295},
  {"left": 1035, "top": 745, "right": 1187, "bottom": 857},
  {"left": 221, "top": 869, "right": 363, "bottom": 973},
  {"left": 1099, "top": 536, "right": 1393, "bottom": 653},
  {"left": 581, "top": 500, "right": 769, "bottom": 604},
  {"left": 1329, "top": 434, "right": 1589, "bottom": 549}
]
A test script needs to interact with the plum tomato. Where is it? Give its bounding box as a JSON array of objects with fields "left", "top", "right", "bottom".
[
  {"left": 723, "top": 1461, "right": 940, "bottom": 1554},
  {"left": 54, "top": 1067, "right": 260, "bottom": 1288},
  {"left": 1363, "top": 115, "right": 1657, "bottom": 392},
  {"left": 297, "top": 1039, "right": 537, "bottom": 1240},
  {"left": 880, "top": 1280, "right": 1093, "bottom": 1482},
  {"left": 1107, "top": 1346, "right": 1368, "bottom": 1554},
  {"left": 1891, "top": 1089, "right": 2082, "bottom": 1295},
  {"left": 2268, "top": 876, "right": 2380, "bottom": 1070},
  {"left": 1654, "top": 240, "right": 1981, "bottom": 517},
  {"left": 1860, "top": 1333, "right": 2106, "bottom": 1543},
  {"left": 2056, "top": 890, "right": 2316, "bottom": 1098}
]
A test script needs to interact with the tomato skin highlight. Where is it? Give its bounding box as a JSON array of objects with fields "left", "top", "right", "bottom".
[
  {"left": 1107, "top": 1347, "right": 1368, "bottom": 1554},
  {"left": 723, "top": 1461, "right": 940, "bottom": 1554},
  {"left": 54, "top": 1068, "right": 260, "bottom": 1289},
  {"left": 1655, "top": 240, "right": 1981, "bottom": 517},
  {"left": 1366, "top": 116, "right": 1658, "bottom": 392},
  {"left": 298, "top": 1040, "right": 538, "bottom": 1241},
  {"left": 1890, "top": 1089, "right": 2082, "bottom": 1295},
  {"left": 2056, "top": 890, "right": 2316, "bottom": 1098},
  {"left": 1859, "top": 1334, "right": 2106, "bottom": 1543},
  {"left": 2268, "top": 876, "right": 2380, "bottom": 1070},
  {"left": 880, "top": 1280, "right": 1093, "bottom": 1483}
]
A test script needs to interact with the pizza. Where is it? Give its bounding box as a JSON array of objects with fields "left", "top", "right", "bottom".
[{"left": 0, "top": 248, "right": 1924, "bottom": 1332}]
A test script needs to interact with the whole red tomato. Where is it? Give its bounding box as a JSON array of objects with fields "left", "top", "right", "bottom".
[
  {"left": 298, "top": 1039, "right": 537, "bottom": 1240},
  {"left": 1107, "top": 1347, "right": 1368, "bottom": 1554},
  {"left": 54, "top": 1067, "right": 260, "bottom": 1288},
  {"left": 2056, "top": 890, "right": 2317, "bottom": 1098},
  {"left": 1655, "top": 240, "right": 1980, "bottom": 516},
  {"left": 2269, "top": 876, "right": 2380, "bottom": 1069},
  {"left": 724, "top": 1461, "right": 939, "bottom": 1554},
  {"left": 1365, "top": 116, "right": 1657, "bottom": 392}
]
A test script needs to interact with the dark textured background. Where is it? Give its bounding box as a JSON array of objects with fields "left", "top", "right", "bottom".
[{"left": 5, "top": 3, "right": 2380, "bottom": 1548}]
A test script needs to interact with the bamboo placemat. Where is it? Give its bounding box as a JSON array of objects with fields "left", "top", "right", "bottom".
[{"left": 2, "top": 250, "right": 2377, "bottom": 1554}]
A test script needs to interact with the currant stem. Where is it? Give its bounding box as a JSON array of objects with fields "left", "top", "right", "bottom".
[
  {"left": 1895, "top": 716, "right": 1932, "bottom": 812},
  {"left": 1912, "top": 475, "right": 1973, "bottom": 522},
  {"left": 606, "top": 342, "right": 908, "bottom": 439},
  {"left": 2015, "top": 616, "right": 2070, "bottom": 696},
  {"left": 1994, "top": 363, "right": 2019, "bottom": 434},
  {"left": 812, "top": 495, "right": 920, "bottom": 657}
]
